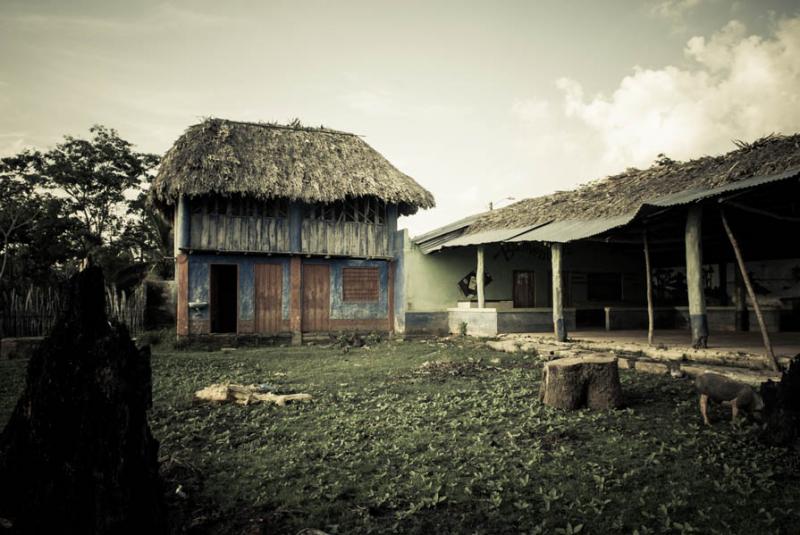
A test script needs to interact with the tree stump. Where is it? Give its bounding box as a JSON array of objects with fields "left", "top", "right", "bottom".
[
  {"left": 539, "top": 355, "right": 623, "bottom": 410},
  {"left": 0, "top": 267, "right": 165, "bottom": 534}
]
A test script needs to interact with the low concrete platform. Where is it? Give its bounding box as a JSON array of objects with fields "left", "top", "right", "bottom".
[{"left": 568, "top": 329, "right": 800, "bottom": 359}]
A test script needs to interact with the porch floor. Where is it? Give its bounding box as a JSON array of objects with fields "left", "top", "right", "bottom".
[{"left": 562, "top": 329, "right": 800, "bottom": 358}]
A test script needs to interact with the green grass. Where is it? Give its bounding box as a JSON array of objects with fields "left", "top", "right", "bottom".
[{"left": 2, "top": 338, "right": 799, "bottom": 534}]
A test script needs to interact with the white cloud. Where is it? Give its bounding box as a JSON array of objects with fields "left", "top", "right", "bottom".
[{"left": 555, "top": 16, "right": 800, "bottom": 170}]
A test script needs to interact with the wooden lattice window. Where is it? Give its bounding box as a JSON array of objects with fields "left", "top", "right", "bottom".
[
  {"left": 304, "top": 197, "right": 387, "bottom": 224},
  {"left": 342, "top": 267, "right": 380, "bottom": 302}
]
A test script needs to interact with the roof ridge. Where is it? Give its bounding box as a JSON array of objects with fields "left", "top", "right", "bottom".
[{"left": 195, "top": 118, "right": 361, "bottom": 138}]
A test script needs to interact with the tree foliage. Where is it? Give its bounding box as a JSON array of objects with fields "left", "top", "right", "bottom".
[{"left": 0, "top": 126, "right": 163, "bottom": 289}]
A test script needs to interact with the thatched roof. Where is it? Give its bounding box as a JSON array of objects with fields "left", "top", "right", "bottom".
[
  {"left": 469, "top": 134, "right": 800, "bottom": 233},
  {"left": 152, "top": 119, "right": 435, "bottom": 215}
]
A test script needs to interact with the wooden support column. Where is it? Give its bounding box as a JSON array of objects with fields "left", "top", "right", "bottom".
[
  {"left": 685, "top": 205, "right": 708, "bottom": 348},
  {"left": 551, "top": 243, "right": 567, "bottom": 342},
  {"left": 643, "top": 230, "right": 655, "bottom": 346},
  {"left": 176, "top": 253, "right": 189, "bottom": 337},
  {"left": 476, "top": 245, "right": 485, "bottom": 309},
  {"left": 721, "top": 209, "right": 780, "bottom": 371},
  {"left": 289, "top": 202, "right": 302, "bottom": 253},
  {"left": 388, "top": 261, "right": 395, "bottom": 333},
  {"left": 387, "top": 204, "right": 399, "bottom": 255},
  {"left": 174, "top": 195, "right": 190, "bottom": 256},
  {"left": 734, "top": 266, "right": 748, "bottom": 331},
  {"left": 290, "top": 256, "right": 302, "bottom": 345}
]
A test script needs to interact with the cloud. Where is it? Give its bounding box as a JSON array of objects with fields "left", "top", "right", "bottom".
[
  {"left": 555, "top": 16, "right": 800, "bottom": 170},
  {"left": 649, "top": 0, "right": 702, "bottom": 21}
]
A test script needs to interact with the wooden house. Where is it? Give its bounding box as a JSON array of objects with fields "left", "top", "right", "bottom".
[{"left": 152, "top": 119, "right": 434, "bottom": 341}]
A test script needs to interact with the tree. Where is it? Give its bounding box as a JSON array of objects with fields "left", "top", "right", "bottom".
[
  {"left": 0, "top": 153, "right": 47, "bottom": 284},
  {"left": 0, "top": 126, "right": 163, "bottom": 288},
  {"left": 37, "top": 125, "right": 160, "bottom": 254}
]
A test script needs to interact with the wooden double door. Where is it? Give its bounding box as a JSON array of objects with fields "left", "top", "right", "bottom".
[
  {"left": 302, "top": 264, "right": 330, "bottom": 332},
  {"left": 254, "top": 262, "right": 333, "bottom": 333},
  {"left": 254, "top": 264, "right": 283, "bottom": 334}
]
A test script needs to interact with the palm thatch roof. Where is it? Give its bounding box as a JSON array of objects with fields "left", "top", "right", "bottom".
[
  {"left": 468, "top": 134, "right": 800, "bottom": 233},
  {"left": 152, "top": 119, "right": 435, "bottom": 215}
]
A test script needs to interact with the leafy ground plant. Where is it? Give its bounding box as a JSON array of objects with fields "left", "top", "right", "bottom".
[{"left": 1, "top": 337, "right": 798, "bottom": 534}]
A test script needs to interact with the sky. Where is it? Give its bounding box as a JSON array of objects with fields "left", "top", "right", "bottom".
[{"left": 1, "top": 0, "right": 799, "bottom": 235}]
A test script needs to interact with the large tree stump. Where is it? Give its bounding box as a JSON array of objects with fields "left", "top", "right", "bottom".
[
  {"left": 539, "top": 356, "right": 623, "bottom": 410},
  {"left": 0, "top": 267, "right": 165, "bottom": 534}
]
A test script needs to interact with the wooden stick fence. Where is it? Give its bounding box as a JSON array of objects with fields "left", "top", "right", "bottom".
[{"left": 1, "top": 283, "right": 146, "bottom": 338}]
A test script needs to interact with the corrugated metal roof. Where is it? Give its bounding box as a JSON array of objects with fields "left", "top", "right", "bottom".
[
  {"left": 508, "top": 214, "right": 636, "bottom": 244},
  {"left": 416, "top": 167, "right": 800, "bottom": 252},
  {"left": 442, "top": 224, "right": 545, "bottom": 247},
  {"left": 413, "top": 212, "right": 486, "bottom": 253},
  {"left": 412, "top": 212, "right": 486, "bottom": 243},
  {"left": 417, "top": 227, "right": 468, "bottom": 254},
  {"left": 647, "top": 167, "right": 800, "bottom": 207}
]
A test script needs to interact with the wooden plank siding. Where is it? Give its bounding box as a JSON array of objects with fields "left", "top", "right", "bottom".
[
  {"left": 190, "top": 213, "right": 290, "bottom": 252},
  {"left": 301, "top": 220, "right": 389, "bottom": 258}
]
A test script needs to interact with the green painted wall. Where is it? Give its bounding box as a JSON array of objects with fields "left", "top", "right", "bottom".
[{"left": 400, "top": 231, "right": 647, "bottom": 312}]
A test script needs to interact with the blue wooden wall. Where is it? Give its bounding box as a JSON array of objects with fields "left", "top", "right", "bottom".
[
  {"left": 187, "top": 254, "right": 390, "bottom": 324},
  {"left": 188, "top": 254, "right": 290, "bottom": 323}
]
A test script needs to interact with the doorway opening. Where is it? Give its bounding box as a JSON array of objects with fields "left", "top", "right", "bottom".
[{"left": 210, "top": 264, "right": 238, "bottom": 333}]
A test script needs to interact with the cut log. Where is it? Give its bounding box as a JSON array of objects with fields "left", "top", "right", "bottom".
[
  {"left": 194, "top": 383, "right": 312, "bottom": 406},
  {"left": 539, "top": 356, "right": 623, "bottom": 410}
]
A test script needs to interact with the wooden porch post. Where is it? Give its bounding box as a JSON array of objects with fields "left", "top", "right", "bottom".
[
  {"left": 643, "top": 230, "right": 655, "bottom": 346},
  {"left": 551, "top": 243, "right": 567, "bottom": 342},
  {"left": 476, "top": 245, "right": 485, "bottom": 308},
  {"left": 290, "top": 256, "right": 302, "bottom": 345},
  {"left": 720, "top": 209, "right": 780, "bottom": 371},
  {"left": 734, "top": 266, "right": 748, "bottom": 331},
  {"left": 685, "top": 205, "right": 708, "bottom": 348}
]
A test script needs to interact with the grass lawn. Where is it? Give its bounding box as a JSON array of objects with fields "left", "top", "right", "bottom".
[{"left": 2, "top": 337, "right": 799, "bottom": 534}]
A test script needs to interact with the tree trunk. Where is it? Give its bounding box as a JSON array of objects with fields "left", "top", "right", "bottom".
[{"left": 539, "top": 356, "right": 623, "bottom": 410}]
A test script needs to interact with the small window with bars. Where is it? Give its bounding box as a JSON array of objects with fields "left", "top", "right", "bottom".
[{"left": 342, "top": 267, "right": 380, "bottom": 302}]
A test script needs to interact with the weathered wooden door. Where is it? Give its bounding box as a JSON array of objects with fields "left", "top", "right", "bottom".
[
  {"left": 513, "top": 271, "right": 535, "bottom": 308},
  {"left": 254, "top": 264, "right": 283, "bottom": 334},
  {"left": 302, "top": 264, "right": 330, "bottom": 332}
]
